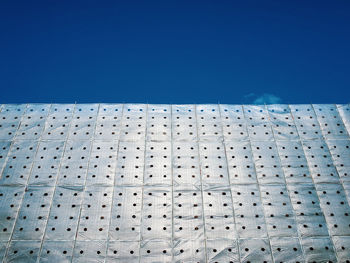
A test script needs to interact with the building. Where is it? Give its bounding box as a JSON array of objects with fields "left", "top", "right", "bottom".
[{"left": 0, "top": 103, "right": 349, "bottom": 262}]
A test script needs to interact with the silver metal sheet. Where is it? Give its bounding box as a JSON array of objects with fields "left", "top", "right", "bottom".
[
  {"left": 106, "top": 240, "right": 139, "bottom": 263},
  {"left": 172, "top": 141, "right": 201, "bottom": 187},
  {"left": 313, "top": 104, "right": 349, "bottom": 140},
  {"left": 173, "top": 186, "right": 205, "bottom": 241},
  {"left": 287, "top": 184, "right": 329, "bottom": 237},
  {"left": 115, "top": 141, "right": 145, "bottom": 186},
  {"left": 0, "top": 103, "right": 350, "bottom": 262},
  {"left": 12, "top": 186, "right": 54, "bottom": 241},
  {"left": 238, "top": 238, "right": 273, "bottom": 263},
  {"left": 141, "top": 186, "right": 172, "bottom": 240},
  {"left": 95, "top": 104, "right": 123, "bottom": 141},
  {"left": 275, "top": 140, "right": 313, "bottom": 184},
  {"left": 196, "top": 104, "right": 223, "bottom": 142},
  {"left": 202, "top": 187, "right": 237, "bottom": 240},
  {"left": 315, "top": 183, "right": 350, "bottom": 236},
  {"left": 172, "top": 105, "right": 198, "bottom": 142},
  {"left": 68, "top": 104, "right": 99, "bottom": 140},
  {"left": 199, "top": 141, "right": 230, "bottom": 187},
  {"left": 86, "top": 140, "right": 119, "bottom": 186},
  {"left": 250, "top": 141, "right": 286, "bottom": 184},
  {"left": 44, "top": 186, "right": 84, "bottom": 241},
  {"left": 270, "top": 237, "right": 304, "bottom": 263},
  {"left": 301, "top": 236, "right": 337, "bottom": 263},
  {"left": 259, "top": 184, "right": 298, "bottom": 237},
  {"left": 290, "top": 104, "right": 324, "bottom": 140},
  {"left": 56, "top": 140, "right": 92, "bottom": 187},
  {"left": 332, "top": 236, "right": 350, "bottom": 262},
  {"left": 220, "top": 104, "right": 249, "bottom": 142},
  {"left": 267, "top": 104, "right": 299, "bottom": 141},
  {"left": 140, "top": 240, "right": 172, "bottom": 263},
  {"left": 76, "top": 186, "right": 113, "bottom": 241},
  {"left": 72, "top": 240, "right": 107, "bottom": 263},
  {"left": 119, "top": 104, "right": 147, "bottom": 142},
  {"left": 0, "top": 104, "right": 26, "bottom": 140},
  {"left": 206, "top": 238, "right": 239, "bottom": 263},
  {"left": 144, "top": 141, "right": 172, "bottom": 186},
  {"left": 0, "top": 241, "right": 7, "bottom": 262},
  {"left": 42, "top": 104, "right": 74, "bottom": 140},
  {"left": 173, "top": 238, "right": 206, "bottom": 263},
  {"left": 244, "top": 105, "right": 274, "bottom": 141},
  {"left": 4, "top": 240, "right": 41, "bottom": 263},
  {"left": 337, "top": 104, "right": 350, "bottom": 134},
  {"left": 0, "top": 186, "right": 25, "bottom": 241},
  {"left": 147, "top": 104, "right": 171, "bottom": 142},
  {"left": 15, "top": 104, "right": 50, "bottom": 140},
  {"left": 225, "top": 141, "right": 258, "bottom": 184},
  {"left": 0, "top": 140, "right": 39, "bottom": 186},
  {"left": 39, "top": 240, "right": 74, "bottom": 263},
  {"left": 231, "top": 184, "right": 268, "bottom": 238},
  {"left": 109, "top": 186, "right": 143, "bottom": 241},
  {"left": 0, "top": 141, "right": 12, "bottom": 177},
  {"left": 28, "top": 140, "right": 65, "bottom": 186}
]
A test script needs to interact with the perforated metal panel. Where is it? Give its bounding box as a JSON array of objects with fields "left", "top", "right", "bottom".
[{"left": 0, "top": 103, "right": 349, "bottom": 262}]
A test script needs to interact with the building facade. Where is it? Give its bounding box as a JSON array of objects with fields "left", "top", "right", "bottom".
[{"left": 0, "top": 103, "right": 350, "bottom": 262}]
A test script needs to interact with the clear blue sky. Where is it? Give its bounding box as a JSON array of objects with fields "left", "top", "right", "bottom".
[{"left": 0, "top": 0, "right": 349, "bottom": 104}]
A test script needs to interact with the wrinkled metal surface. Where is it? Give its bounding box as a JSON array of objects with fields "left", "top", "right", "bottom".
[{"left": 0, "top": 103, "right": 349, "bottom": 262}]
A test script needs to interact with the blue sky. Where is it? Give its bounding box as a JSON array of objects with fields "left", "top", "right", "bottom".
[{"left": 0, "top": 0, "right": 349, "bottom": 104}]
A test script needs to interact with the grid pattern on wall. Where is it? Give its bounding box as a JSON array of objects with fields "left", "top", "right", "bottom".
[{"left": 0, "top": 103, "right": 350, "bottom": 263}]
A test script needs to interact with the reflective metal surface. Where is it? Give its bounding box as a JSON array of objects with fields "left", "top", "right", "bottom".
[{"left": 0, "top": 103, "right": 349, "bottom": 262}]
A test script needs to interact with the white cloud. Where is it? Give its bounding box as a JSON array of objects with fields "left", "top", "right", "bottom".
[
  {"left": 253, "top": 93, "right": 282, "bottom": 104},
  {"left": 243, "top": 93, "right": 283, "bottom": 104},
  {"left": 243, "top": 93, "right": 256, "bottom": 99}
]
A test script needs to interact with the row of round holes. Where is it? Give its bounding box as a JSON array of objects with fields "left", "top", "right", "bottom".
[{"left": 10, "top": 245, "right": 329, "bottom": 263}]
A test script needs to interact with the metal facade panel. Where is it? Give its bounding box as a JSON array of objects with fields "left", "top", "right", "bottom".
[
  {"left": 0, "top": 186, "right": 25, "bottom": 241},
  {"left": 76, "top": 186, "right": 113, "bottom": 241},
  {"left": 332, "top": 236, "right": 350, "bottom": 262},
  {"left": 172, "top": 105, "right": 198, "bottom": 142},
  {"left": 56, "top": 140, "right": 92, "bottom": 187},
  {"left": 270, "top": 237, "right": 304, "bottom": 263},
  {"left": 238, "top": 238, "right": 273, "bottom": 263},
  {"left": 39, "top": 240, "right": 74, "bottom": 263},
  {"left": 0, "top": 103, "right": 350, "bottom": 262},
  {"left": 231, "top": 184, "right": 268, "bottom": 238},
  {"left": 0, "top": 140, "right": 39, "bottom": 186},
  {"left": 108, "top": 186, "right": 143, "bottom": 241},
  {"left": 313, "top": 104, "right": 349, "bottom": 140},
  {"left": 267, "top": 104, "right": 299, "bottom": 141},
  {"left": 0, "top": 104, "right": 26, "bottom": 140},
  {"left": 44, "top": 186, "right": 84, "bottom": 241},
  {"left": 206, "top": 238, "right": 239, "bottom": 263},
  {"left": 0, "top": 241, "right": 7, "bottom": 262},
  {"left": 173, "top": 186, "right": 205, "bottom": 241},
  {"left": 196, "top": 104, "right": 223, "bottom": 142},
  {"left": 12, "top": 186, "right": 54, "bottom": 241},
  {"left": 85, "top": 140, "right": 119, "bottom": 186},
  {"left": 140, "top": 186, "right": 172, "bottom": 240},
  {"left": 147, "top": 104, "right": 171, "bottom": 142},
  {"left": 28, "top": 140, "right": 65, "bottom": 186},
  {"left": 301, "top": 237, "right": 337, "bottom": 263},
  {"left": 95, "top": 104, "right": 123, "bottom": 141},
  {"left": 225, "top": 141, "right": 257, "bottom": 184},
  {"left": 42, "top": 104, "right": 74, "bottom": 140},
  {"left": 72, "top": 240, "right": 107, "bottom": 263},
  {"left": 4, "top": 240, "right": 41, "bottom": 263},
  {"left": 106, "top": 240, "right": 139, "bottom": 263},
  {"left": 15, "top": 104, "right": 50, "bottom": 140},
  {"left": 220, "top": 104, "right": 248, "bottom": 142},
  {"left": 337, "top": 104, "right": 350, "bottom": 134}
]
